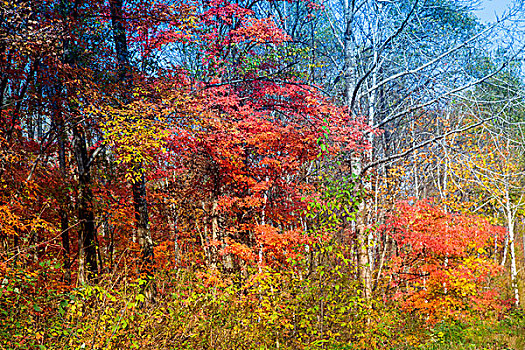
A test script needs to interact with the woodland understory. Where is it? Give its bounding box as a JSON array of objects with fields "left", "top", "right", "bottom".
[{"left": 1, "top": 0, "right": 525, "bottom": 349}]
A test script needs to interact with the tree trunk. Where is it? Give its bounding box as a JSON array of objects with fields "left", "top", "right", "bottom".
[
  {"left": 210, "top": 198, "right": 219, "bottom": 269},
  {"left": 58, "top": 121, "right": 71, "bottom": 283},
  {"left": 49, "top": 82, "right": 72, "bottom": 283},
  {"left": 110, "top": 0, "right": 155, "bottom": 298},
  {"left": 509, "top": 220, "right": 520, "bottom": 307},
  {"left": 73, "top": 123, "right": 98, "bottom": 284},
  {"left": 132, "top": 167, "right": 154, "bottom": 270},
  {"left": 356, "top": 201, "right": 372, "bottom": 299},
  {"left": 505, "top": 190, "right": 520, "bottom": 307},
  {"left": 168, "top": 202, "right": 180, "bottom": 266},
  {"left": 343, "top": 0, "right": 356, "bottom": 110},
  {"left": 522, "top": 218, "right": 525, "bottom": 265},
  {"left": 59, "top": 0, "right": 98, "bottom": 285}
]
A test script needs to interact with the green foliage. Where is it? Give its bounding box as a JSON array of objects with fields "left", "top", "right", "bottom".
[
  {"left": 2, "top": 251, "right": 522, "bottom": 349},
  {"left": 0, "top": 260, "right": 71, "bottom": 349},
  {"left": 414, "top": 313, "right": 525, "bottom": 350},
  {"left": 306, "top": 127, "right": 363, "bottom": 234},
  {"left": 20, "top": 244, "right": 408, "bottom": 349}
]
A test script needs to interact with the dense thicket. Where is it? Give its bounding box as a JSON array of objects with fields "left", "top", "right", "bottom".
[{"left": 1, "top": 0, "right": 525, "bottom": 348}]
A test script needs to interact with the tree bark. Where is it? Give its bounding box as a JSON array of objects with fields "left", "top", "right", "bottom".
[
  {"left": 132, "top": 166, "right": 154, "bottom": 270},
  {"left": 46, "top": 76, "right": 72, "bottom": 283},
  {"left": 60, "top": 0, "right": 99, "bottom": 284},
  {"left": 343, "top": 0, "right": 356, "bottom": 111},
  {"left": 356, "top": 201, "right": 371, "bottom": 299},
  {"left": 505, "top": 188, "right": 520, "bottom": 307},
  {"left": 73, "top": 123, "right": 98, "bottom": 284},
  {"left": 110, "top": 0, "right": 155, "bottom": 298},
  {"left": 57, "top": 103, "right": 71, "bottom": 283}
]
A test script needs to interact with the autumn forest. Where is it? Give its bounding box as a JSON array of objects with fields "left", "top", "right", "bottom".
[{"left": 1, "top": 0, "right": 525, "bottom": 348}]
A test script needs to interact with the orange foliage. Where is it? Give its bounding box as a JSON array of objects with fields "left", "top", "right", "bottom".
[{"left": 385, "top": 200, "right": 506, "bottom": 321}]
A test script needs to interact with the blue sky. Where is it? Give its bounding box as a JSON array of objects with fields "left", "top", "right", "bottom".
[{"left": 474, "top": 0, "right": 514, "bottom": 22}]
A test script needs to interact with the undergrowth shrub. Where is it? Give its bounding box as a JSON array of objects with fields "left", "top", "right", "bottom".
[
  {"left": 2, "top": 243, "right": 521, "bottom": 349},
  {"left": 37, "top": 243, "right": 415, "bottom": 349}
]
